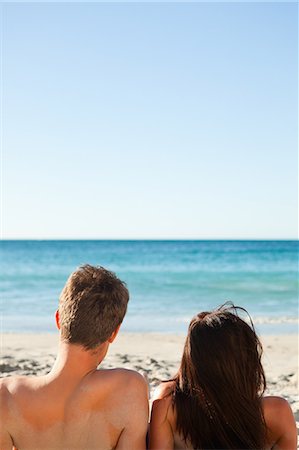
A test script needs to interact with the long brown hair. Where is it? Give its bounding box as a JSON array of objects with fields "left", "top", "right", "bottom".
[{"left": 173, "top": 303, "right": 267, "bottom": 449}]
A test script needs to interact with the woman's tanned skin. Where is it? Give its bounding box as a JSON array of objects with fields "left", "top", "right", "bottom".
[
  {"left": 149, "top": 381, "right": 297, "bottom": 450},
  {"left": 149, "top": 305, "right": 297, "bottom": 450},
  {"left": 0, "top": 321, "right": 149, "bottom": 450}
]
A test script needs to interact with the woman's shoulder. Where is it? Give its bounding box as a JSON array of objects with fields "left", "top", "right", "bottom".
[
  {"left": 152, "top": 380, "right": 176, "bottom": 401},
  {"left": 151, "top": 381, "right": 176, "bottom": 426},
  {"left": 262, "top": 395, "right": 294, "bottom": 417},
  {"left": 149, "top": 382, "right": 177, "bottom": 449},
  {"left": 262, "top": 396, "right": 297, "bottom": 450}
]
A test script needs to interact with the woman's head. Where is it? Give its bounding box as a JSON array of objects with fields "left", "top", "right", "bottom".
[
  {"left": 174, "top": 303, "right": 267, "bottom": 449},
  {"left": 180, "top": 304, "right": 265, "bottom": 401}
]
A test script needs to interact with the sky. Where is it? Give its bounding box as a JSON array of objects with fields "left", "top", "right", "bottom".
[{"left": 1, "top": 2, "right": 298, "bottom": 239}]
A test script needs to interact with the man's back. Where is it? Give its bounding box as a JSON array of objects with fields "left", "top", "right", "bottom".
[{"left": 0, "top": 368, "right": 148, "bottom": 450}]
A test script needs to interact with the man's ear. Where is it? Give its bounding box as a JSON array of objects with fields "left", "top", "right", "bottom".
[
  {"left": 108, "top": 324, "right": 121, "bottom": 343},
  {"left": 55, "top": 310, "right": 61, "bottom": 330}
]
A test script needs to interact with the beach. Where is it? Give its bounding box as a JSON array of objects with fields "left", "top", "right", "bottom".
[{"left": 1, "top": 331, "right": 298, "bottom": 445}]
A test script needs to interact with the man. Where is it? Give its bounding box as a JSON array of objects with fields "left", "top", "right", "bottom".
[{"left": 0, "top": 265, "right": 149, "bottom": 449}]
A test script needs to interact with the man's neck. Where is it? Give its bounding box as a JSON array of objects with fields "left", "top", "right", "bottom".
[{"left": 47, "top": 340, "right": 109, "bottom": 381}]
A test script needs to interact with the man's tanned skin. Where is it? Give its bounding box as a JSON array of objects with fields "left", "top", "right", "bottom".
[{"left": 0, "top": 265, "right": 149, "bottom": 450}]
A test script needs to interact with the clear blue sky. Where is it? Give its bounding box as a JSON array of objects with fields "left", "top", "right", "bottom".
[{"left": 2, "top": 2, "right": 298, "bottom": 239}]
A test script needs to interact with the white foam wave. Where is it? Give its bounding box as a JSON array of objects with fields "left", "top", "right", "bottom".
[{"left": 174, "top": 316, "right": 299, "bottom": 325}]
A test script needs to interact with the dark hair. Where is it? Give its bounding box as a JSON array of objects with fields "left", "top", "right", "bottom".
[
  {"left": 58, "top": 264, "right": 129, "bottom": 349},
  {"left": 173, "top": 303, "right": 267, "bottom": 449}
]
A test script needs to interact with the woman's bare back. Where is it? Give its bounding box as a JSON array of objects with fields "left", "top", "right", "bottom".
[{"left": 149, "top": 382, "right": 297, "bottom": 450}]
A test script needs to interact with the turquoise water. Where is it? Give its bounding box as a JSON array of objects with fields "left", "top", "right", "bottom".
[{"left": 1, "top": 240, "right": 298, "bottom": 334}]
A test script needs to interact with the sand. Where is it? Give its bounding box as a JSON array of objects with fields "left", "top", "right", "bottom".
[{"left": 1, "top": 332, "right": 298, "bottom": 445}]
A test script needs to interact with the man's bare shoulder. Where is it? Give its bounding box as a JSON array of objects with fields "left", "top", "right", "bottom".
[
  {"left": 0, "top": 376, "right": 25, "bottom": 399},
  {"left": 94, "top": 368, "right": 148, "bottom": 393},
  {"left": 0, "top": 378, "right": 10, "bottom": 415},
  {"left": 0, "top": 376, "right": 23, "bottom": 421},
  {"left": 0, "top": 374, "right": 41, "bottom": 393},
  {"left": 0, "top": 379, "right": 15, "bottom": 449},
  {"left": 89, "top": 368, "right": 149, "bottom": 425},
  {"left": 1, "top": 374, "right": 48, "bottom": 414}
]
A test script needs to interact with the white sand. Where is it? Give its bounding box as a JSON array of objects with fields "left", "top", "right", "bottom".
[{"left": 1, "top": 332, "right": 298, "bottom": 444}]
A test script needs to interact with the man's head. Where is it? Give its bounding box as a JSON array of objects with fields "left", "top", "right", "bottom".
[{"left": 57, "top": 265, "right": 129, "bottom": 350}]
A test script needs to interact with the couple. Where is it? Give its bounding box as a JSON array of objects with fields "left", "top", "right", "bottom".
[{"left": 0, "top": 265, "right": 296, "bottom": 450}]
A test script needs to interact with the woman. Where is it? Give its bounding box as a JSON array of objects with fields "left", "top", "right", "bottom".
[{"left": 149, "top": 304, "right": 297, "bottom": 450}]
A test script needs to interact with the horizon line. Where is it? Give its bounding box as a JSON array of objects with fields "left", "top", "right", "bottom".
[{"left": 1, "top": 237, "right": 298, "bottom": 242}]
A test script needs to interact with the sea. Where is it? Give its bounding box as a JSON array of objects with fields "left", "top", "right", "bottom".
[{"left": 1, "top": 240, "right": 298, "bottom": 335}]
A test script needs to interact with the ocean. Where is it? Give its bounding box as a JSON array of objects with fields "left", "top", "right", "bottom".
[{"left": 1, "top": 240, "right": 298, "bottom": 334}]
